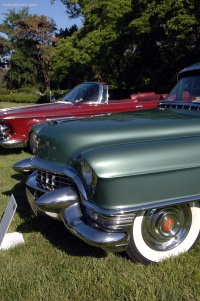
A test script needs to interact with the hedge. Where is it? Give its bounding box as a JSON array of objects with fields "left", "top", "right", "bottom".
[
  {"left": 0, "top": 89, "right": 68, "bottom": 103},
  {"left": 0, "top": 93, "right": 40, "bottom": 103}
]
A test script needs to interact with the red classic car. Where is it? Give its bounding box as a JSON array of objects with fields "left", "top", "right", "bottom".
[{"left": 0, "top": 82, "right": 166, "bottom": 153}]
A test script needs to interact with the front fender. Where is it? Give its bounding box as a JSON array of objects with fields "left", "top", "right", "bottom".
[
  {"left": 81, "top": 136, "right": 200, "bottom": 178},
  {"left": 81, "top": 136, "right": 200, "bottom": 209},
  {"left": 31, "top": 122, "right": 46, "bottom": 135}
]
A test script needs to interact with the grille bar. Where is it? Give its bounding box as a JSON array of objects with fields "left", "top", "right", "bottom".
[
  {"left": 85, "top": 206, "right": 136, "bottom": 228},
  {"left": 36, "top": 169, "right": 75, "bottom": 191}
]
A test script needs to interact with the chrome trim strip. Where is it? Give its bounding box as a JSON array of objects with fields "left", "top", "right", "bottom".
[
  {"left": 31, "top": 158, "right": 78, "bottom": 179},
  {"left": 73, "top": 175, "right": 88, "bottom": 201},
  {"left": 62, "top": 203, "right": 128, "bottom": 252},
  {"left": 47, "top": 116, "right": 78, "bottom": 125}
]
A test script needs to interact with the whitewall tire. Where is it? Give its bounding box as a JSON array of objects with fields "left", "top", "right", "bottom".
[{"left": 126, "top": 202, "right": 200, "bottom": 264}]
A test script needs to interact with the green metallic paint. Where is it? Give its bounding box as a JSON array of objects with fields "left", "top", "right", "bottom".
[
  {"left": 35, "top": 108, "right": 200, "bottom": 209},
  {"left": 36, "top": 109, "right": 200, "bottom": 164},
  {"left": 82, "top": 136, "right": 200, "bottom": 178},
  {"left": 94, "top": 167, "right": 200, "bottom": 209}
]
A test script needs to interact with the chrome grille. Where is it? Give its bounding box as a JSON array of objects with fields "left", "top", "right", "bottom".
[
  {"left": 159, "top": 102, "right": 200, "bottom": 110},
  {"left": 36, "top": 169, "right": 75, "bottom": 191},
  {"left": 85, "top": 206, "right": 136, "bottom": 229}
]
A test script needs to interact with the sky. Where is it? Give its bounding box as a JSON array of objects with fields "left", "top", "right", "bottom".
[{"left": 0, "top": 0, "right": 82, "bottom": 31}]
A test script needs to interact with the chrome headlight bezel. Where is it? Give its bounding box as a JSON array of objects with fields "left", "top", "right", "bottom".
[
  {"left": 29, "top": 130, "right": 39, "bottom": 153},
  {"left": 81, "top": 160, "right": 97, "bottom": 188},
  {"left": 0, "top": 124, "right": 11, "bottom": 138}
]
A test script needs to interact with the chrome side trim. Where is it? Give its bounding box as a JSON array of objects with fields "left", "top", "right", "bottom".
[
  {"left": 47, "top": 116, "right": 79, "bottom": 125},
  {"left": 62, "top": 203, "right": 128, "bottom": 252}
]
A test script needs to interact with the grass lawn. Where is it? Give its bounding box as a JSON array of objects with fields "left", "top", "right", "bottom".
[
  {"left": 0, "top": 102, "right": 33, "bottom": 109},
  {"left": 0, "top": 103, "right": 200, "bottom": 301}
]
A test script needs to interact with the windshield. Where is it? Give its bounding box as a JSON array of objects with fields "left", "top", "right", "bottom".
[
  {"left": 164, "top": 75, "right": 200, "bottom": 103},
  {"left": 62, "top": 83, "right": 100, "bottom": 103}
]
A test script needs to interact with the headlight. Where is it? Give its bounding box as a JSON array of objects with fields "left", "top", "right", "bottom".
[
  {"left": 81, "top": 160, "right": 97, "bottom": 188},
  {"left": 0, "top": 124, "right": 11, "bottom": 138},
  {"left": 29, "top": 131, "right": 38, "bottom": 153}
]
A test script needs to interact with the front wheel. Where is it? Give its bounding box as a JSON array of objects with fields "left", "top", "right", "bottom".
[{"left": 126, "top": 202, "right": 200, "bottom": 264}]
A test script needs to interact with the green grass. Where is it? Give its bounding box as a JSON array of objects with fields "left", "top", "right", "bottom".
[
  {"left": 0, "top": 102, "right": 34, "bottom": 109},
  {"left": 0, "top": 103, "right": 200, "bottom": 301}
]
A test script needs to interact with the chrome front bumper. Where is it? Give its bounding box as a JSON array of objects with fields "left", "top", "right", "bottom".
[
  {"left": 0, "top": 138, "right": 26, "bottom": 148},
  {"left": 13, "top": 157, "right": 132, "bottom": 252},
  {"left": 25, "top": 176, "right": 129, "bottom": 252},
  {"left": 62, "top": 203, "right": 129, "bottom": 252},
  {"left": 13, "top": 158, "right": 34, "bottom": 174}
]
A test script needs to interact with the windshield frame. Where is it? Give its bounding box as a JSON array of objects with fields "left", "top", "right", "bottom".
[{"left": 61, "top": 82, "right": 105, "bottom": 104}]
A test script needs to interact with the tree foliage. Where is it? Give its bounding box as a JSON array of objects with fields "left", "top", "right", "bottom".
[
  {"left": 1, "top": 1, "right": 200, "bottom": 92},
  {"left": 51, "top": 0, "right": 200, "bottom": 92},
  {"left": 0, "top": 36, "right": 12, "bottom": 68},
  {"left": 55, "top": 24, "right": 78, "bottom": 38},
  {"left": 0, "top": 8, "right": 58, "bottom": 90}
]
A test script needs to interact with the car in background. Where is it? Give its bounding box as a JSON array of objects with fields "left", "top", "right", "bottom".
[
  {"left": 0, "top": 82, "right": 166, "bottom": 153},
  {"left": 13, "top": 63, "right": 200, "bottom": 264}
]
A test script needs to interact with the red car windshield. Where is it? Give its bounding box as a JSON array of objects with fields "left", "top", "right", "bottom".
[{"left": 62, "top": 83, "right": 100, "bottom": 103}]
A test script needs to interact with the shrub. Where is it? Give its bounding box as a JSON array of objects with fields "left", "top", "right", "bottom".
[
  {"left": 0, "top": 93, "right": 39, "bottom": 103},
  {"left": 0, "top": 89, "right": 69, "bottom": 103}
]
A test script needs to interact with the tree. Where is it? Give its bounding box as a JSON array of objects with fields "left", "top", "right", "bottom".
[
  {"left": 51, "top": 0, "right": 83, "bottom": 19},
  {"left": 5, "top": 50, "right": 36, "bottom": 88},
  {"left": 52, "top": 0, "right": 200, "bottom": 92},
  {"left": 55, "top": 24, "right": 78, "bottom": 38},
  {"left": 51, "top": 33, "right": 91, "bottom": 88},
  {"left": 0, "top": 36, "right": 12, "bottom": 68},
  {"left": 128, "top": 0, "right": 200, "bottom": 91},
  {"left": 14, "top": 14, "right": 58, "bottom": 90},
  {"left": 0, "top": 8, "right": 58, "bottom": 90},
  {"left": 51, "top": 0, "right": 134, "bottom": 89}
]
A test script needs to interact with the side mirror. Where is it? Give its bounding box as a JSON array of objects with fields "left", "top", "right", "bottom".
[{"left": 75, "top": 98, "right": 83, "bottom": 103}]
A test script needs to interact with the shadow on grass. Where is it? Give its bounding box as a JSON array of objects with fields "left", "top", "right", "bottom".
[
  {"left": 18, "top": 216, "right": 107, "bottom": 259},
  {"left": 5, "top": 175, "right": 107, "bottom": 259},
  {"left": 0, "top": 146, "right": 28, "bottom": 156}
]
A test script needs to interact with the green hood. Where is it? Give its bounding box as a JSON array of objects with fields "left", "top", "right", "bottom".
[{"left": 35, "top": 109, "right": 200, "bottom": 166}]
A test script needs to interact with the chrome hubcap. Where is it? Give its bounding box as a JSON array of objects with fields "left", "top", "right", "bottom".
[{"left": 142, "top": 204, "right": 192, "bottom": 251}]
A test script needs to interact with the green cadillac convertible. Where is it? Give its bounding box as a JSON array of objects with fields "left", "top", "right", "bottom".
[{"left": 13, "top": 63, "right": 200, "bottom": 263}]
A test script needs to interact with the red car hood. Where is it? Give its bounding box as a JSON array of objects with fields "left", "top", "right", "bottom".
[{"left": 0, "top": 101, "right": 76, "bottom": 119}]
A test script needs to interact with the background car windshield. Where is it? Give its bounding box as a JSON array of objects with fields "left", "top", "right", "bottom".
[
  {"left": 62, "top": 83, "right": 100, "bottom": 103},
  {"left": 165, "top": 75, "right": 200, "bottom": 102}
]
